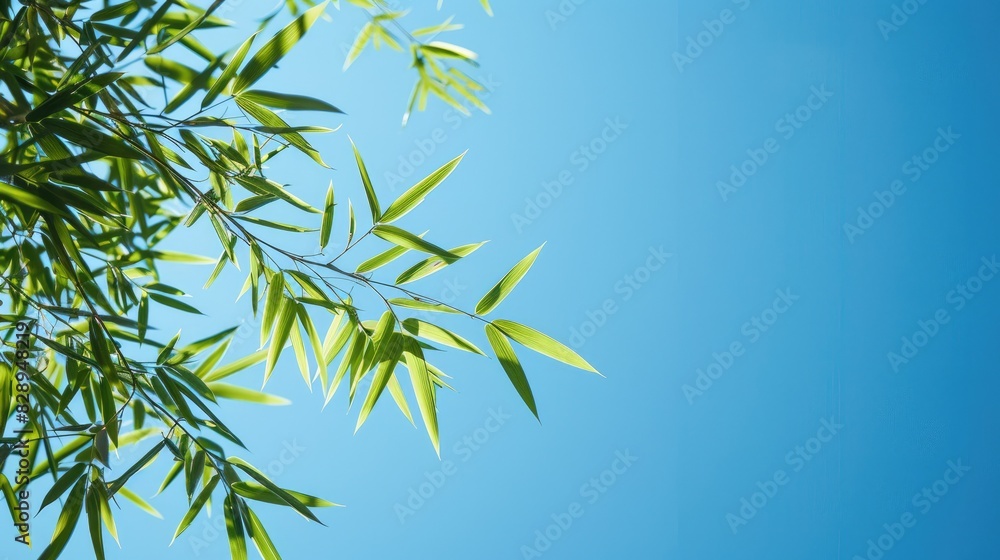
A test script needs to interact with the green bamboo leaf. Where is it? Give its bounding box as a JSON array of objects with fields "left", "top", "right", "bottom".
[
  {"left": 356, "top": 231, "right": 427, "bottom": 273},
  {"left": 236, "top": 97, "right": 328, "bottom": 167},
  {"left": 171, "top": 475, "right": 221, "bottom": 543},
  {"left": 492, "top": 320, "right": 600, "bottom": 374},
  {"left": 356, "top": 329, "right": 402, "bottom": 432},
  {"left": 234, "top": 215, "right": 316, "bottom": 232},
  {"left": 93, "top": 483, "right": 119, "bottom": 545},
  {"left": 0, "top": 182, "right": 72, "bottom": 218},
  {"left": 144, "top": 55, "right": 199, "bottom": 83},
  {"left": 115, "top": 0, "right": 172, "bottom": 61},
  {"left": 26, "top": 72, "right": 123, "bottom": 122},
  {"left": 261, "top": 274, "right": 286, "bottom": 346},
  {"left": 403, "top": 338, "right": 439, "bottom": 455},
  {"left": 117, "top": 487, "right": 162, "bottom": 519},
  {"left": 475, "top": 244, "right": 544, "bottom": 315},
  {"left": 232, "top": 482, "right": 340, "bottom": 508},
  {"left": 372, "top": 225, "right": 458, "bottom": 262},
  {"left": 208, "top": 383, "right": 290, "bottom": 405},
  {"left": 37, "top": 477, "right": 86, "bottom": 560},
  {"left": 237, "top": 90, "right": 343, "bottom": 113},
  {"left": 379, "top": 151, "right": 465, "bottom": 223},
  {"left": 395, "top": 241, "right": 486, "bottom": 285},
  {"left": 289, "top": 320, "right": 311, "bottom": 389},
  {"left": 234, "top": 176, "right": 318, "bottom": 214},
  {"left": 320, "top": 182, "right": 335, "bottom": 249},
  {"left": 297, "top": 304, "right": 327, "bottom": 391},
  {"left": 402, "top": 318, "right": 485, "bottom": 355},
  {"left": 413, "top": 16, "right": 462, "bottom": 37},
  {"left": 41, "top": 118, "right": 144, "bottom": 159},
  {"left": 347, "top": 201, "right": 356, "bottom": 245},
  {"left": 39, "top": 463, "right": 87, "bottom": 513},
  {"left": 387, "top": 298, "right": 460, "bottom": 314},
  {"left": 202, "top": 32, "right": 258, "bottom": 108},
  {"left": 89, "top": 318, "right": 120, "bottom": 385},
  {"left": 107, "top": 440, "right": 166, "bottom": 496},
  {"left": 234, "top": 2, "right": 328, "bottom": 93},
  {"left": 156, "top": 461, "right": 184, "bottom": 496},
  {"left": 343, "top": 22, "right": 374, "bottom": 70},
  {"left": 203, "top": 348, "right": 269, "bottom": 383},
  {"left": 264, "top": 298, "right": 297, "bottom": 385},
  {"left": 235, "top": 195, "right": 279, "bottom": 213},
  {"left": 244, "top": 507, "right": 280, "bottom": 560},
  {"left": 0, "top": 474, "right": 17, "bottom": 528},
  {"left": 91, "top": 2, "right": 139, "bottom": 21},
  {"left": 138, "top": 292, "right": 149, "bottom": 341},
  {"left": 421, "top": 41, "right": 478, "bottom": 62},
  {"left": 148, "top": 292, "right": 203, "bottom": 315},
  {"left": 94, "top": 428, "right": 110, "bottom": 467},
  {"left": 148, "top": 0, "right": 227, "bottom": 54},
  {"left": 229, "top": 458, "right": 323, "bottom": 524},
  {"left": 350, "top": 138, "right": 380, "bottom": 222},
  {"left": 152, "top": 250, "right": 218, "bottom": 264},
  {"left": 157, "top": 330, "right": 182, "bottom": 365},
  {"left": 186, "top": 450, "right": 206, "bottom": 500},
  {"left": 485, "top": 323, "right": 538, "bottom": 420},
  {"left": 224, "top": 496, "right": 248, "bottom": 560},
  {"left": 86, "top": 485, "right": 106, "bottom": 560}
]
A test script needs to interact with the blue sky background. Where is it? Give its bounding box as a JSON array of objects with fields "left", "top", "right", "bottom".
[{"left": 9, "top": 0, "right": 1000, "bottom": 559}]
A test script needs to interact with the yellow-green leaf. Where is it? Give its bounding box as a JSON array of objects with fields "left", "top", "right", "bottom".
[
  {"left": 350, "top": 138, "right": 380, "bottom": 222},
  {"left": 402, "top": 318, "right": 484, "bottom": 355},
  {"left": 208, "top": 382, "right": 291, "bottom": 405},
  {"left": 475, "top": 244, "right": 544, "bottom": 315},
  {"left": 403, "top": 338, "right": 439, "bottom": 455},
  {"left": 493, "top": 319, "right": 600, "bottom": 374},
  {"left": 379, "top": 151, "right": 465, "bottom": 223},
  {"left": 234, "top": 2, "right": 328, "bottom": 93},
  {"left": 485, "top": 323, "right": 538, "bottom": 420},
  {"left": 372, "top": 225, "right": 458, "bottom": 262}
]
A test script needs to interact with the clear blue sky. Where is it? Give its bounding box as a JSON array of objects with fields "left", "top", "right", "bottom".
[{"left": 28, "top": 1, "right": 1000, "bottom": 559}]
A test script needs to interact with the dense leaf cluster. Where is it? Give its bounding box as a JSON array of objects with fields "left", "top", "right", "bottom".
[{"left": 0, "top": 0, "right": 595, "bottom": 557}]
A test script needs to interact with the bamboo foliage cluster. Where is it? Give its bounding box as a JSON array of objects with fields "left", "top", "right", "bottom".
[{"left": 0, "top": 0, "right": 597, "bottom": 557}]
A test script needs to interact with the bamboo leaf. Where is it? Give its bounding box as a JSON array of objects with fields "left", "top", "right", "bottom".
[
  {"left": 237, "top": 90, "right": 343, "bottom": 113},
  {"left": 117, "top": 487, "right": 162, "bottom": 519},
  {"left": 37, "top": 477, "right": 86, "bottom": 560},
  {"left": 234, "top": 2, "right": 328, "bottom": 93},
  {"left": 356, "top": 231, "right": 427, "bottom": 273},
  {"left": 403, "top": 338, "right": 439, "bottom": 455},
  {"left": 210, "top": 383, "right": 290, "bottom": 405},
  {"left": 202, "top": 32, "right": 258, "bottom": 108},
  {"left": 492, "top": 319, "right": 600, "bottom": 374},
  {"left": 244, "top": 507, "right": 281, "bottom": 560},
  {"left": 485, "top": 323, "right": 538, "bottom": 420},
  {"left": 108, "top": 440, "right": 166, "bottom": 496},
  {"left": 39, "top": 463, "right": 87, "bottom": 513},
  {"left": 356, "top": 328, "right": 402, "bottom": 432},
  {"left": 403, "top": 318, "right": 485, "bottom": 355},
  {"left": 350, "top": 138, "right": 380, "bottom": 222},
  {"left": 264, "top": 298, "right": 297, "bottom": 385},
  {"left": 148, "top": 292, "right": 203, "bottom": 315},
  {"left": 372, "top": 225, "right": 458, "bottom": 262},
  {"left": 86, "top": 485, "right": 106, "bottom": 560},
  {"left": 224, "top": 496, "right": 247, "bottom": 560},
  {"left": 171, "top": 475, "right": 221, "bottom": 543},
  {"left": 320, "top": 182, "right": 335, "bottom": 249},
  {"left": 229, "top": 458, "right": 323, "bottom": 524},
  {"left": 476, "top": 244, "right": 544, "bottom": 315},
  {"left": 379, "top": 151, "right": 465, "bottom": 223},
  {"left": 396, "top": 241, "right": 486, "bottom": 285},
  {"left": 232, "top": 482, "right": 340, "bottom": 508}
]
